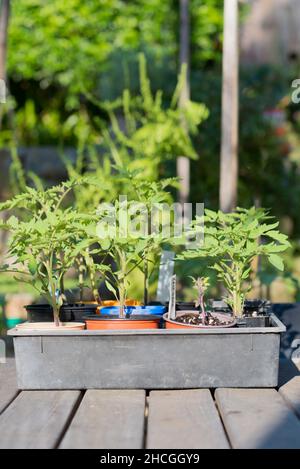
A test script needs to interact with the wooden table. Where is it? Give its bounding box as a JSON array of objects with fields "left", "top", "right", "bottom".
[{"left": 1, "top": 359, "right": 300, "bottom": 449}]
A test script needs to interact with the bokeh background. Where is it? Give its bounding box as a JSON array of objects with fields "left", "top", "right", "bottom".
[{"left": 1, "top": 0, "right": 300, "bottom": 331}]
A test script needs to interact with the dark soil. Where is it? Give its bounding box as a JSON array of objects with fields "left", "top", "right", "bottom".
[{"left": 175, "top": 312, "right": 233, "bottom": 326}]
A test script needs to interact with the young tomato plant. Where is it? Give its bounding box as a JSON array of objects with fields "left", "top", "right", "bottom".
[
  {"left": 190, "top": 276, "right": 210, "bottom": 324},
  {"left": 0, "top": 179, "right": 91, "bottom": 326},
  {"left": 180, "top": 207, "right": 290, "bottom": 317},
  {"left": 120, "top": 171, "right": 178, "bottom": 305},
  {"left": 85, "top": 197, "right": 151, "bottom": 318},
  {"left": 86, "top": 172, "right": 178, "bottom": 313}
]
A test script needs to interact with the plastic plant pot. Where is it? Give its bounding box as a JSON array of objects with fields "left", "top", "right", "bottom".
[
  {"left": 15, "top": 322, "right": 85, "bottom": 331},
  {"left": 60, "top": 303, "right": 98, "bottom": 321},
  {"left": 175, "top": 302, "right": 198, "bottom": 311},
  {"left": 131, "top": 305, "right": 167, "bottom": 316},
  {"left": 97, "top": 306, "right": 136, "bottom": 316},
  {"left": 100, "top": 299, "right": 141, "bottom": 306},
  {"left": 85, "top": 314, "right": 160, "bottom": 330},
  {"left": 97, "top": 299, "right": 141, "bottom": 313},
  {"left": 25, "top": 304, "right": 54, "bottom": 322},
  {"left": 243, "top": 299, "right": 269, "bottom": 316},
  {"left": 25, "top": 303, "right": 97, "bottom": 322},
  {"left": 163, "top": 311, "right": 237, "bottom": 329},
  {"left": 212, "top": 300, "right": 231, "bottom": 313},
  {"left": 79, "top": 301, "right": 99, "bottom": 305}
]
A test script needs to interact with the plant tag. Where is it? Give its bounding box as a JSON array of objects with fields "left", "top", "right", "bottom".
[
  {"left": 156, "top": 250, "right": 175, "bottom": 303},
  {"left": 168, "top": 274, "right": 177, "bottom": 320}
]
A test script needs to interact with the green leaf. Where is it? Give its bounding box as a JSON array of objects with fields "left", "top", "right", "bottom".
[
  {"left": 100, "top": 239, "right": 111, "bottom": 250},
  {"left": 266, "top": 231, "right": 289, "bottom": 243},
  {"left": 268, "top": 254, "right": 284, "bottom": 271},
  {"left": 28, "top": 257, "right": 38, "bottom": 275},
  {"left": 105, "top": 281, "right": 117, "bottom": 298},
  {"left": 7, "top": 215, "right": 19, "bottom": 228},
  {"left": 204, "top": 209, "right": 217, "bottom": 220}
]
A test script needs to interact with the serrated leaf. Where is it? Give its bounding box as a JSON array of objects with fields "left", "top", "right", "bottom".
[
  {"left": 266, "top": 231, "right": 289, "bottom": 243},
  {"left": 28, "top": 257, "right": 38, "bottom": 275},
  {"left": 105, "top": 281, "right": 117, "bottom": 298},
  {"left": 268, "top": 254, "right": 284, "bottom": 271}
]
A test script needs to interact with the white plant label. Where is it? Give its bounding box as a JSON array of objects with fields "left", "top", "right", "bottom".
[
  {"left": 156, "top": 250, "right": 175, "bottom": 303},
  {"left": 168, "top": 274, "right": 177, "bottom": 320}
]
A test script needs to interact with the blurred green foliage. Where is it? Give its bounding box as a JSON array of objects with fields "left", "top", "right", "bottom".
[
  {"left": 8, "top": 0, "right": 223, "bottom": 102},
  {"left": 8, "top": 0, "right": 175, "bottom": 107},
  {"left": 63, "top": 54, "right": 208, "bottom": 214},
  {"left": 4, "top": 0, "right": 222, "bottom": 145}
]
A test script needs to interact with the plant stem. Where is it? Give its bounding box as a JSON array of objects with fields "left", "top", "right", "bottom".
[
  {"left": 53, "top": 304, "right": 60, "bottom": 327},
  {"left": 232, "top": 263, "right": 243, "bottom": 317},
  {"left": 144, "top": 257, "right": 149, "bottom": 305},
  {"left": 117, "top": 248, "right": 127, "bottom": 319},
  {"left": 199, "top": 292, "right": 207, "bottom": 325},
  {"left": 90, "top": 269, "right": 101, "bottom": 304},
  {"left": 78, "top": 256, "right": 85, "bottom": 302},
  {"left": 119, "top": 279, "right": 125, "bottom": 319}
]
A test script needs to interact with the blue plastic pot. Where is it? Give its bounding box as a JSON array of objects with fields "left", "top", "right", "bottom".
[
  {"left": 99, "top": 305, "right": 166, "bottom": 317},
  {"left": 131, "top": 305, "right": 167, "bottom": 316},
  {"left": 99, "top": 306, "right": 136, "bottom": 316}
]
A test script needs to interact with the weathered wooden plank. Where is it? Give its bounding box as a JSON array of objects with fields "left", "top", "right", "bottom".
[
  {"left": 0, "top": 358, "right": 18, "bottom": 414},
  {"left": 60, "top": 390, "right": 146, "bottom": 449},
  {"left": 216, "top": 388, "right": 300, "bottom": 449},
  {"left": 0, "top": 390, "right": 81, "bottom": 449},
  {"left": 147, "top": 390, "right": 229, "bottom": 449},
  {"left": 279, "top": 376, "right": 300, "bottom": 418}
]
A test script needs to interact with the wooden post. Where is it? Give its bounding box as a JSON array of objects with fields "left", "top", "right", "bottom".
[
  {"left": 0, "top": 0, "right": 10, "bottom": 81},
  {"left": 0, "top": 0, "right": 10, "bottom": 264},
  {"left": 219, "top": 0, "right": 239, "bottom": 213},
  {"left": 177, "top": 0, "right": 190, "bottom": 205}
]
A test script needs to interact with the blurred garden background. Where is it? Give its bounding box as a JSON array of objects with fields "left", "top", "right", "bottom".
[{"left": 1, "top": 0, "right": 300, "bottom": 331}]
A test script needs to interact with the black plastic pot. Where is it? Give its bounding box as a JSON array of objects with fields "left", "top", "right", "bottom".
[
  {"left": 26, "top": 303, "right": 98, "bottom": 322},
  {"left": 25, "top": 304, "right": 54, "bottom": 322},
  {"left": 212, "top": 300, "right": 231, "bottom": 313},
  {"left": 212, "top": 299, "right": 270, "bottom": 316},
  {"left": 175, "top": 302, "right": 198, "bottom": 311},
  {"left": 60, "top": 303, "right": 98, "bottom": 321},
  {"left": 243, "top": 299, "right": 269, "bottom": 316},
  {"left": 236, "top": 316, "right": 271, "bottom": 328}
]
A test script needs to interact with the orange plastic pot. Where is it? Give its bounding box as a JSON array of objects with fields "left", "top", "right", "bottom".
[
  {"left": 97, "top": 299, "right": 141, "bottom": 314},
  {"left": 85, "top": 316, "right": 159, "bottom": 330},
  {"left": 164, "top": 318, "right": 192, "bottom": 330},
  {"left": 101, "top": 299, "right": 141, "bottom": 306},
  {"left": 163, "top": 312, "right": 236, "bottom": 329}
]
